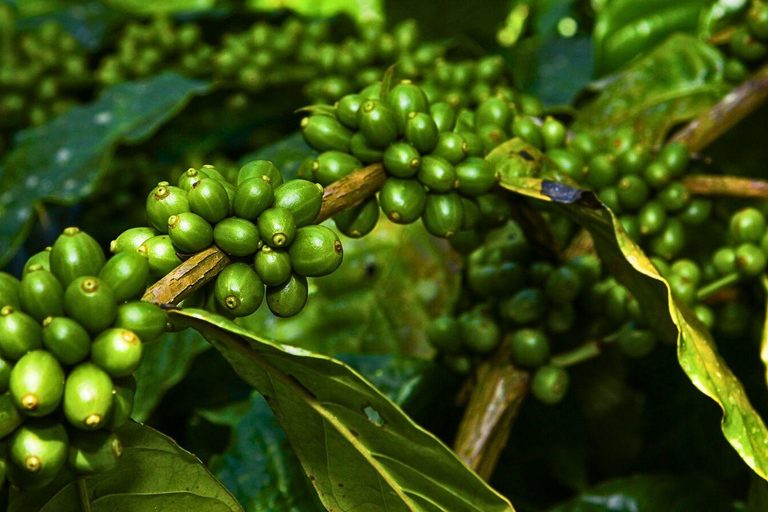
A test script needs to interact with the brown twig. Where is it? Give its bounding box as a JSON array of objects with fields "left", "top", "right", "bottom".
[
  {"left": 142, "top": 163, "right": 387, "bottom": 307},
  {"left": 670, "top": 62, "right": 768, "bottom": 153},
  {"left": 681, "top": 175, "right": 768, "bottom": 199}
]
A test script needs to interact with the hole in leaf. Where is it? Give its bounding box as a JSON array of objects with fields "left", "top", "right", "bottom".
[{"left": 363, "top": 406, "right": 384, "bottom": 426}]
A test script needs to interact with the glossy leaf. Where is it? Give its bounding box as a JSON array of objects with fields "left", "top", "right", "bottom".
[
  {"left": 593, "top": 0, "right": 708, "bottom": 75},
  {"left": 100, "top": 0, "right": 215, "bottom": 13},
  {"left": 204, "top": 393, "right": 323, "bottom": 512},
  {"left": 132, "top": 329, "right": 211, "bottom": 421},
  {"left": 573, "top": 34, "right": 726, "bottom": 146},
  {"left": 0, "top": 72, "right": 211, "bottom": 266},
  {"left": 549, "top": 474, "right": 733, "bottom": 511},
  {"left": 238, "top": 220, "right": 461, "bottom": 356},
  {"left": 492, "top": 145, "right": 768, "bottom": 482},
  {"left": 7, "top": 421, "right": 243, "bottom": 512},
  {"left": 247, "top": 0, "right": 383, "bottom": 23},
  {"left": 170, "top": 308, "right": 515, "bottom": 512}
]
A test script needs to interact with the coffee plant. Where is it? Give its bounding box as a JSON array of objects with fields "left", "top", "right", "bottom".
[{"left": 4, "top": 0, "right": 768, "bottom": 510}]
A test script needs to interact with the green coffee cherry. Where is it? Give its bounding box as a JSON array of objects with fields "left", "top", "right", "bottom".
[
  {"left": 258, "top": 207, "right": 298, "bottom": 248},
  {"left": 531, "top": 365, "right": 569, "bottom": 405},
  {"left": 510, "top": 328, "right": 550, "bottom": 368},
  {"left": 19, "top": 266, "right": 64, "bottom": 322},
  {"left": 547, "top": 149, "right": 585, "bottom": 182},
  {"left": 735, "top": 243, "right": 767, "bottom": 276},
  {"left": 658, "top": 182, "right": 690, "bottom": 212},
  {"left": 99, "top": 252, "right": 150, "bottom": 303},
  {"left": 167, "top": 212, "right": 214, "bottom": 254},
  {"left": 0, "top": 273, "right": 20, "bottom": 310},
  {"left": 23, "top": 249, "right": 51, "bottom": 276},
  {"left": 50, "top": 227, "right": 105, "bottom": 287},
  {"left": 426, "top": 316, "right": 463, "bottom": 354},
  {"left": 387, "top": 82, "right": 429, "bottom": 131},
  {"left": 145, "top": 183, "right": 190, "bottom": 233},
  {"left": 63, "top": 277, "right": 117, "bottom": 334},
  {"left": 357, "top": 99, "right": 399, "bottom": 148},
  {"left": 254, "top": 247, "right": 292, "bottom": 287},
  {"left": 177, "top": 167, "right": 207, "bottom": 192},
  {"left": 432, "top": 132, "right": 469, "bottom": 164},
  {"left": 730, "top": 208, "right": 766, "bottom": 243},
  {"left": 137, "top": 235, "right": 182, "bottom": 278},
  {"left": 616, "top": 175, "right": 649, "bottom": 210},
  {"left": 312, "top": 151, "right": 361, "bottom": 186},
  {"left": 237, "top": 160, "right": 284, "bottom": 188},
  {"left": 114, "top": 301, "right": 167, "bottom": 343},
  {"left": 477, "top": 124, "right": 507, "bottom": 153},
  {"left": 350, "top": 132, "right": 385, "bottom": 163},
  {"left": 679, "top": 199, "right": 712, "bottom": 225},
  {"left": 288, "top": 226, "right": 343, "bottom": 277},
  {"left": 67, "top": 430, "right": 122, "bottom": 475},
  {"left": 110, "top": 227, "right": 158, "bottom": 254},
  {"left": 234, "top": 177, "right": 274, "bottom": 221},
  {"left": 732, "top": 25, "right": 768, "bottom": 61},
  {"left": 9, "top": 351, "right": 64, "bottom": 417},
  {"left": 9, "top": 419, "right": 68, "bottom": 485},
  {"left": 638, "top": 201, "right": 667, "bottom": 236},
  {"left": 459, "top": 309, "right": 500, "bottom": 354},
  {"left": 273, "top": 180, "right": 324, "bottom": 227},
  {"left": 214, "top": 218, "right": 261, "bottom": 257},
  {"left": 0, "top": 306, "right": 43, "bottom": 360},
  {"left": 335, "top": 94, "right": 363, "bottom": 129},
  {"left": 430, "top": 102, "right": 457, "bottom": 132},
  {"left": 189, "top": 178, "right": 230, "bottom": 224},
  {"left": 418, "top": 155, "right": 457, "bottom": 193},
  {"left": 214, "top": 263, "right": 265, "bottom": 317},
  {"left": 41, "top": 317, "right": 90, "bottom": 365},
  {"left": 0, "top": 357, "right": 10, "bottom": 393},
  {"left": 301, "top": 115, "right": 353, "bottom": 153},
  {"left": 568, "top": 132, "right": 597, "bottom": 159},
  {"left": 511, "top": 117, "right": 544, "bottom": 149},
  {"left": 455, "top": 157, "right": 497, "bottom": 196},
  {"left": 544, "top": 266, "right": 582, "bottom": 304},
  {"left": 0, "top": 391, "right": 24, "bottom": 439},
  {"left": 266, "top": 273, "right": 308, "bottom": 318},
  {"left": 103, "top": 376, "right": 135, "bottom": 429},
  {"left": 500, "top": 288, "right": 545, "bottom": 324},
  {"left": 91, "top": 328, "right": 143, "bottom": 378},
  {"left": 334, "top": 197, "right": 380, "bottom": 238},
  {"left": 541, "top": 117, "right": 567, "bottom": 150},
  {"left": 586, "top": 154, "right": 618, "bottom": 189},
  {"left": 476, "top": 96, "right": 512, "bottom": 129},
  {"left": 650, "top": 218, "right": 685, "bottom": 260},
  {"left": 617, "top": 329, "right": 658, "bottom": 358},
  {"left": 404, "top": 112, "right": 439, "bottom": 153},
  {"left": 64, "top": 363, "right": 114, "bottom": 430},
  {"left": 383, "top": 142, "right": 421, "bottom": 178},
  {"left": 422, "top": 193, "right": 464, "bottom": 239}
]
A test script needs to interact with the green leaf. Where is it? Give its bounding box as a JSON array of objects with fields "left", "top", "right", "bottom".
[
  {"left": 169, "top": 308, "right": 515, "bottom": 512},
  {"left": 0, "top": 72, "right": 211, "bottom": 267},
  {"left": 573, "top": 34, "right": 726, "bottom": 146},
  {"left": 237, "top": 220, "right": 462, "bottom": 356},
  {"left": 99, "top": 0, "right": 215, "bottom": 14},
  {"left": 8, "top": 421, "right": 243, "bottom": 512},
  {"left": 492, "top": 154, "right": 768, "bottom": 483},
  {"left": 593, "top": 0, "right": 708, "bottom": 75},
  {"left": 246, "top": 0, "right": 383, "bottom": 23},
  {"left": 132, "top": 329, "right": 211, "bottom": 422},
  {"left": 548, "top": 474, "right": 733, "bottom": 511},
  {"left": 205, "top": 393, "right": 322, "bottom": 512}
]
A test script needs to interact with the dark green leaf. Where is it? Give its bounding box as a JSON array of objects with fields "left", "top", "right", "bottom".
[
  {"left": 0, "top": 72, "right": 211, "bottom": 267},
  {"left": 170, "top": 308, "right": 515, "bottom": 512},
  {"left": 238, "top": 220, "right": 461, "bottom": 356},
  {"left": 8, "top": 421, "right": 243, "bottom": 512},
  {"left": 573, "top": 34, "right": 726, "bottom": 145},
  {"left": 549, "top": 474, "right": 733, "bottom": 511},
  {"left": 491, "top": 146, "right": 768, "bottom": 483},
  {"left": 100, "top": 0, "right": 215, "bottom": 14},
  {"left": 132, "top": 329, "right": 211, "bottom": 422},
  {"left": 593, "top": 0, "right": 708, "bottom": 75}
]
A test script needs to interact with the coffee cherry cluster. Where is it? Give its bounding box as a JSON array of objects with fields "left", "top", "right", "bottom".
[
  {"left": 301, "top": 79, "right": 546, "bottom": 240},
  {"left": 97, "top": 17, "right": 213, "bottom": 87},
  {"left": 0, "top": 227, "right": 167, "bottom": 489},
  {"left": 129, "top": 161, "right": 343, "bottom": 318},
  {"left": 0, "top": 19, "right": 91, "bottom": 151},
  {"left": 721, "top": 1, "right": 768, "bottom": 83}
]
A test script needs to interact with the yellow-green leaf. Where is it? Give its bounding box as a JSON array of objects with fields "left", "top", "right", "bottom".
[
  {"left": 169, "top": 308, "right": 515, "bottom": 512},
  {"left": 495, "top": 163, "right": 768, "bottom": 482},
  {"left": 246, "top": 0, "right": 383, "bottom": 23}
]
